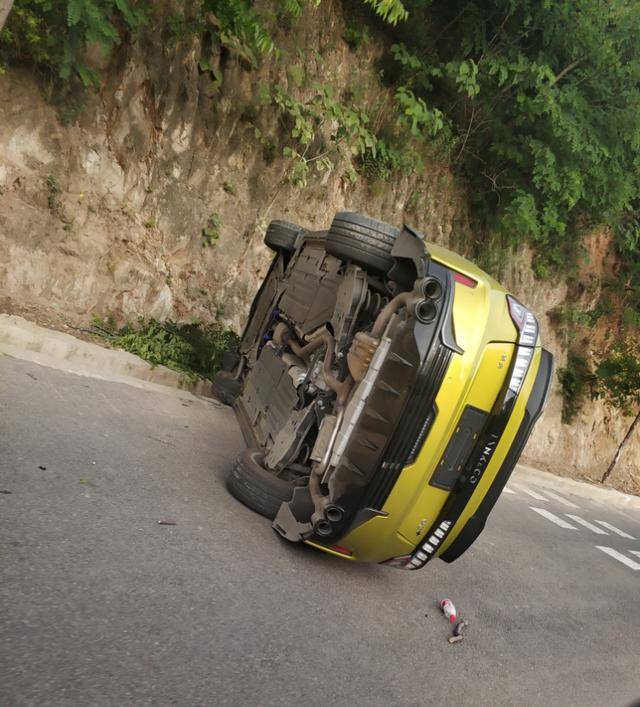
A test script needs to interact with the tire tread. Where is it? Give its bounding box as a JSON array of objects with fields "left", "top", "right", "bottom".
[
  {"left": 325, "top": 211, "right": 400, "bottom": 272},
  {"left": 226, "top": 449, "right": 294, "bottom": 519}
]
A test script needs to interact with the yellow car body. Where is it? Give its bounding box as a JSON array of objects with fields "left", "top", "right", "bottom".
[
  {"left": 225, "top": 214, "right": 553, "bottom": 570},
  {"left": 307, "top": 245, "right": 550, "bottom": 567}
]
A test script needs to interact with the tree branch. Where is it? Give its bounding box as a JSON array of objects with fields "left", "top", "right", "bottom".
[
  {"left": 554, "top": 57, "right": 585, "bottom": 84},
  {"left": 601, "top": 409, "right": 640, "bottom": 483}
]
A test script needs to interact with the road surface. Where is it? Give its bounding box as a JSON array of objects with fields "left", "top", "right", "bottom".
[{"left": 1, "top": 356, "right": 639, "bottom": 706}]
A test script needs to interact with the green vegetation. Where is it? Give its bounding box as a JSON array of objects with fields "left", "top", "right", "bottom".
[
  {"left": 201, "top": 211, "right": 221, "bottom": 246},
  {"left": 45, "top": 173, "right": 61, "bottom": 211},
  {"left": 222, "top": 180, "right": 237, "bottom": 196},
  {"left": 270, "top": 82, "right": 377, "bottom": 187},
  {"left": 268, "top": 78, "right": 437, "bottom": 188},
  {"left": 5, "top": 1, "right": 640, "bottom": 283},
  {"left": 557, "top": 353, "right": 593, "bottom": 424},
  {"left": 343, "top": 20, "right": 370, "bottom": 50},
  {"left": 90, "top": 315, "right": 239, "bottom": 383},
  {"left": 0, "top": 0, "right": 146, "bottom": 87},
  {"left": 550, "top": 301, "right": 611, "bottom": 344},
  {"left": 558, "top": 341, "right": 640, "bottom": 424},
  {"left": 175, "top": 0, "right": 640, "bottom": 301},
  {"left": 378, "top": 1, "right": 640, "bottom": 283},
  {"left": 594, "top": 339, "right": 640, "bottom": 414}
]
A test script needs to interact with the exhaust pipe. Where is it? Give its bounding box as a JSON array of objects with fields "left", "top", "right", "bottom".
[
  {"left": 415, "top": 299, "right": 437, "bottom": 324},
  {"left": 422, "top": 277, "right": 443, "bottom": 301},
  {"left": 325, "top": 505, "right": 344, "bottom": 523},
  {"left": 312, "top": 518, "right": 333, "bottom": 537}
]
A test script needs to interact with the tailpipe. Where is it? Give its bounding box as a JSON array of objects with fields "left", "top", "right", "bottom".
[
  {"left": 312, "top": 517, "right": 333, "bottom": 537},
  {"left": 325, "top": 505, "right": 344, "bottom": 523}
]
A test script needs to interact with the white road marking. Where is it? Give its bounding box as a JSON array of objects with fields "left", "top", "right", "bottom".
[
  {"left": 514, "top": 486, "right": 548, "bottom": 501},
  {"left": 502, "top": 488, "right": 516, "bottom": 495},
  {"left": 529, "top": 507, "right": 578, "bottom": 529},
  {"left": 538, "top": 489, "right": 580, "bottom": 509},
  {"left": 565, "top": 514, "right": 609, "bottom": 535},
  {"left": 595, "top": 521, "right": 636, "bottom": 540},
  {"left": 595, "top": 546, "right": 640, "bottom": 571},
  {"left": 630, "top": 551, "right": 640, "bottom": 558}
]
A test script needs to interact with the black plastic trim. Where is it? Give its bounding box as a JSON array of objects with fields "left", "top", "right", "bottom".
[
  {"left": 439, "top": 347, "right": 554, "bottom": 562},
  {"left": 430, "top": 405, "right": 489, "bottom": 491},
  {"left": 360, "top": 269, "right": 455, "bottom": 511},
  {"left": 364, "top": 345, "right": 452, "bottom": 509}
]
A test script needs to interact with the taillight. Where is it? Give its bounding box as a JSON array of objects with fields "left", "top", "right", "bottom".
[
  {"left": 507, "top": 295, "right": 527, "bottom": 330},
  {"left": 453, "top": 271, "right": 477, "bottom": 288},
  {"left": 328, "top": 544, "right": 353, "bottom": 557},
  {"left": 506, "top": 295, "right": 539, "bottom": 394},
  {"left": 507, "top": 295, "right": 537, "bottom": 343}
]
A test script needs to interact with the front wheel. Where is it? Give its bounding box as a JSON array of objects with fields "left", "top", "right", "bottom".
[
  {"left": 264, "top": 220, "right": 300, "bottom": 253},
  {"left": 226, "top": 449, "right": 294, "bottom": 520}
]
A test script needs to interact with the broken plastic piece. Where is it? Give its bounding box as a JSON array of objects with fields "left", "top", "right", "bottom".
[{"left": 453, "top": 619, "right": 468, "bottom": 637}]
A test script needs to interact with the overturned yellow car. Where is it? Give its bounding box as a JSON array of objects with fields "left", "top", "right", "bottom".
[{"left": 216, "top": 212, "right": 553, "bottom": 569}]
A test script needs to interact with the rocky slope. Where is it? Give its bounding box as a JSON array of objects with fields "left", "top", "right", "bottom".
[{"left": 0, "top": 3, "right": 637, "bottom": 492}]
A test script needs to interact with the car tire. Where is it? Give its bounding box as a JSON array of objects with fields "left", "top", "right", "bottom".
[
  {"left": 325, "top": 211, "right": 400, "bottom": 273},
  {"left": 264, "top": 220, "right": 300, "bottom": 253},
  {"left": 213, "top": 371, "right": 242, "bottom": 406},
  {"left": 226, "top": 448, "right": 294, "bottom": 520},
  {"left": 220, "top": 350, "right": 240, "bottom": 373}
]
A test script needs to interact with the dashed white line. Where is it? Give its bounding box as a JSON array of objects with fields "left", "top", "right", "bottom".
[
  {"left": 502, "top": 488, "right": 516, "bottom": 495},
  {"left": 514, "top": 486, "right": 548, "bottom": 501},
  {"left": 565, "top": 514, "right": 609, "bottom": 535},
  {"left": 538, "top": 489, "right": 580, "bottom": 509},
  {"left": 529, "top": 507, "right": 578, "bottom": 529},
  {"left": 595, "top": 546, "right": 640, "bottom": 570},
  {"left": 630, "top": 550, "right": 640, "bottom": 558},
  {"left": 594, "top": 521, "right": 635, "bottom": 539}
]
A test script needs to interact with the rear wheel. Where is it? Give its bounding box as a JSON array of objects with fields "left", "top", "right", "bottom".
[
  {"left": 264, "top": 220, "right": 300, "bottom": 253},
  {"left": 213, "top": 372, "right": 242, "bottom": 406},
  {"left": 226, "top": 449, "right": 294, "bottom": 519},
  {"left": 325, "top": 211, "right": 400, "bottom": 273}
]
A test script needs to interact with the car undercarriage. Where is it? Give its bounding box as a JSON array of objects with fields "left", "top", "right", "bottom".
[{"left": 217, "top": 211, "right": 553, "bottom": 567}]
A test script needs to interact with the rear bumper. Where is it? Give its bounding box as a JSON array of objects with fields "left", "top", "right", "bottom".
[
  {"left": 319, "top": 259, "right": 458, "bottom": 537},
  {"left": 382, "top": 337, "right": 553, "bottom": 570},
  {"left": 439, "top": 346, "right": 554, "bottom": 562},
  {"left": 316, "top": 338, "right": 552, "bottom": 566}
]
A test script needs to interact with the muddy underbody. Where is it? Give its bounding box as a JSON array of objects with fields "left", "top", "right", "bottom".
[{"left": 219, "top": 215, "right": 457, "bottom": 542}]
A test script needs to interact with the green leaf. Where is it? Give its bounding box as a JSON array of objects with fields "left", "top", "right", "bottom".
[{"left": 67, "top": 0, "right": 83, "bottom": 27}]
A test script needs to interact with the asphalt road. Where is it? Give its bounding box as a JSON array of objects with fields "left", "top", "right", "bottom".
[{"left": 1, "top": 355, "right": 639, "bottom": 707}]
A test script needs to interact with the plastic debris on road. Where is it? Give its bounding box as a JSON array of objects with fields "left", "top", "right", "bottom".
[{"left": 440, "top": 598, "right": 457, "bottom": 623}]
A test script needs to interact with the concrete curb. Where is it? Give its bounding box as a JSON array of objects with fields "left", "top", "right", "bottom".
[
  {"left": 513, "top": 463, "right": 640, "bottom": 511},
  {"left": 0, "top": 314, "right": 215, "bottom": 399}
]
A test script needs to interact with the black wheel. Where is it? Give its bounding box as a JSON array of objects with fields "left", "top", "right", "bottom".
[
  {"left": 220, "top": 350, "right": 240, "bottom": 372},
  {"left": 213, "top": 371, "right": 242, "bottom": 406},
  {"left": 325, "top": 211, "right": 400, "bottom": 273},
  {"left": 226, "top": 449, "right": 294, "bottom": 519},
  {"left": 264, "top": 220, "right": 300, "bottom": 253}
]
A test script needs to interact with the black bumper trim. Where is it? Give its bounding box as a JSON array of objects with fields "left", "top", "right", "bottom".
[
  {"left": 440, "top": 347, "right": 554, "bottom": 562},
  {"left": 361, "top": 268, "right": 454, "bottom": 511}
]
